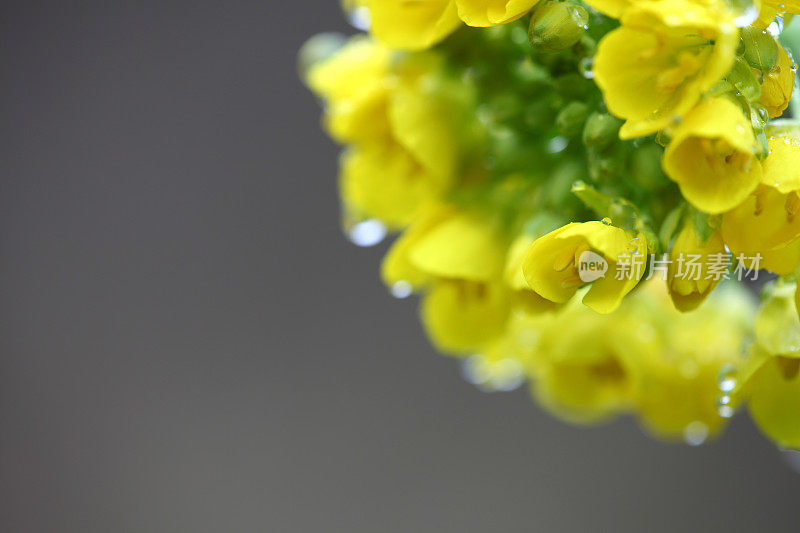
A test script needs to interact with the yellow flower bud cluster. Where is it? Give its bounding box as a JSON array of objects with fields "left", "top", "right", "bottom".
[{"left": 302, "top": 0, "right": 800, "bottom": 447}]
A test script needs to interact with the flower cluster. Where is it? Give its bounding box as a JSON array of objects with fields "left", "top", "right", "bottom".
[{"left": 302, "top": 0, "right": 800, "bottom": 446}]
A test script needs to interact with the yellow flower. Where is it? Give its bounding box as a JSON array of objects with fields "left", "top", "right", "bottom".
[
  {"left": 594, "top": 0, "right": 739, "bottom": 139},
  {"left": 721, "top": 136, "right": 800, "bottom": 274},
  {"left": 526, "top": 295, "right": 640, "bottom": 423},
  {"left": 721, "top": 186, "right": 800, "bottom": 274},
  {"left": 666, "top": 222, "right": 726, "bottom": 311},
  {"left": 382, "top": 205, "right": 507, "bottom": 288},
  {"left": 521, "top": 221, "right": 647, "bottom": 314},
  {"left": 340, "top": 141, "right": 452, "bottom": 228},
  {"left": 421, "top": 280, "right": 511, "bottom": 353},
  {"left": 367, "top": 0, "right": 461, "bottom": 50},
  {"left": 382, "top": 205, "right": 512, "bottom": 353},
  {"left": 662, "top": 98, "right": 762, "bottom": 214},
  {"left": 307, "top": 38, "right": 460, "bottom": 227},
  {"left": 630, "top": 282, "right": 753, "bottom": 440},
  {"left": 757, "top": 44, "right": 796, "bottom": 119},
  {"left": 740, "top": 283, "right": 800, "bottom": 449},
  {"left": 454, "top": 0, "right": 541, "bottom": 26},
  {"left": 305, "top": 37, "right": 392, "bottom": 144}
]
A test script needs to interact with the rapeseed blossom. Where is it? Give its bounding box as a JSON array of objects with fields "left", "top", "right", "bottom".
[{"left": 302, "top": 0, "right": 800, "bottom": 447}]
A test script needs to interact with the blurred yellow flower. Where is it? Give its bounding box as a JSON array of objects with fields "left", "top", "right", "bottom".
[
  {"left": 455, "top": 0, "right": 541, "bottom": 26},
  {"left": 741, "top": 283, "right": 800, "bottom": 449},
  {"left": 525, "top": 295, "right": 640, "bottom": 423},
  {"left": 382, "top": 205, "right": 512, "bottom": 353},
  {"left": 306, "top": 38, "right": 460, "bottom": 227},
  {"left": 629, "top": 282, "right": 752, "bottom": 440},
  {"left": 421, "top": 280, "right": 511, "bottom": 353},
  {"left": 367, "top": 0, "right": 461, "bottom": 50}
]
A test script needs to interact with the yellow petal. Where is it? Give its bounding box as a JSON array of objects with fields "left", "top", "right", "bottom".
[
  {"left": 409, "top": 211, "right": 506, "bottom": 281},
  {"left": 663, "top": 98, "right": 761, "bottom": 214},
  {"left": 421, "top": 280, "right": 510, "bottom": 354},
  {"left": 761, "top": 135, "right": 800, "bottom": 193},
  {"left": 455, "top": 0, "right": 540, "bottom": 26},
  {"left": 368, "top": 0, "right": 462, "bottom": 50},
  {"left": 747, "top": 356, "right": 800, "bottom": 449},
  {"left": 721, "top": 185, "right": 800, "bottom": 255}
]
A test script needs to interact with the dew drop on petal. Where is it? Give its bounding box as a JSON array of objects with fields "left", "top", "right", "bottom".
[
  {"left": 547, "top": 136, "right": 569, "bottom": 153},
  {"left": 579, "top": 57, "right": 594, "bottom": 79},
  {"left": 348, "top": 219, "right": 387, "bottom": 247},
  {"left": 346, "top": 5, "right": 371, "bottom": 31},
  {"left": 718, "top": 364, "right": 738, "bottom": 393},
  {"left": 782, "top": 450, "right": 800, "bottom": 473},
  {"left": 683, "top": 421, "right": 709, "bottom": 446},
  {"left": 390, "top": 280, "right": 413, "bottom": 299}
]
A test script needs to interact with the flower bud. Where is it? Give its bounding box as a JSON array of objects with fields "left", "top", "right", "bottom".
[
  {"left": 759, "top": 45, "right": 796, "bottom": 118},
  {"left": 582, "top": 112, "right": 622, "bottom": 148},
  {"left": 666, "top": 222, "right": 726, "bottom": 312},
  {"left": 741, "top": 27, "right": 779, "bottom": 73},
  {"left": 528, "top": 1, "right": 589, "bottom": 52},
  {"left": 556, "top": 101, "right": 589, "bottom": 137}
]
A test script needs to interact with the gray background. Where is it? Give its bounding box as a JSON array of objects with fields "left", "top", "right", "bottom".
[{"left": 0, "top": 1, "right": 798, "bottom": 531}]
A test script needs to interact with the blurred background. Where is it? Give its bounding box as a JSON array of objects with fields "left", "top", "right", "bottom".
[{"left": 1, "top": 1, "right": 799, "bottom": 531}]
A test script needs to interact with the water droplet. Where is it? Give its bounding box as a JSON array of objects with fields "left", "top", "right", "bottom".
[
  {"left": 734, "top": 6, "right": 759, "bottom": 27},
  {"left": 716, "top": 393, "right": 735, "bottom": 418},
  {"left": 461, "top": 355, "right": 525, "bottom": 392},
  {"left": 718, "top": 364, "right": 738, "bottom": 392},
  {"left": 490, "top": 359, "right": 526, "bottom": 392},
  {"left": 579, "top": 57, "right": 594, "bottom": 79},
  {"left": 683, "top": 421, "right": 709, "bottom": 446},
  {"left": 462, "top": 354, "right": 490, "bottom": 386},
  {"left": 718, "top": 404, "right": 735, "bottom": 418},
  {"left": 782, "top": 450, "right": 800, "bottom": 473},
  {"left": 547, "top": 136, "right": 568, "bottom": 153},
  {"left": 348, "top": 219, "right": 386, "bottom": 247},
  {"left": 346, "top": 5, "right": 371, "bottom": 31},
  {"left": 601, "top": 217, "right": 613, "bottom": 225},
  {"left": 390, "top": 280, "right": 413, "bottom": 299}
]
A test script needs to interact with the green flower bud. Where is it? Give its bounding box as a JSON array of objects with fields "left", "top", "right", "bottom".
[
  {"left": 582, "top": 112, "right": 622, "bottom": 148},
  {"left": 529, "top": 1, "right": 589, "bottom": 52},
  {"left": 587, "top": 144, "right": 627, "bottom": 182},
  {"left": 630, "top": 142, "right": 669, "bottom": 190},
  {"left": 741, "top": 27, "right": 779, "bottom": 73},
  {"left": 557, "top": 101, "right": 589, "bottom": 137}
]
